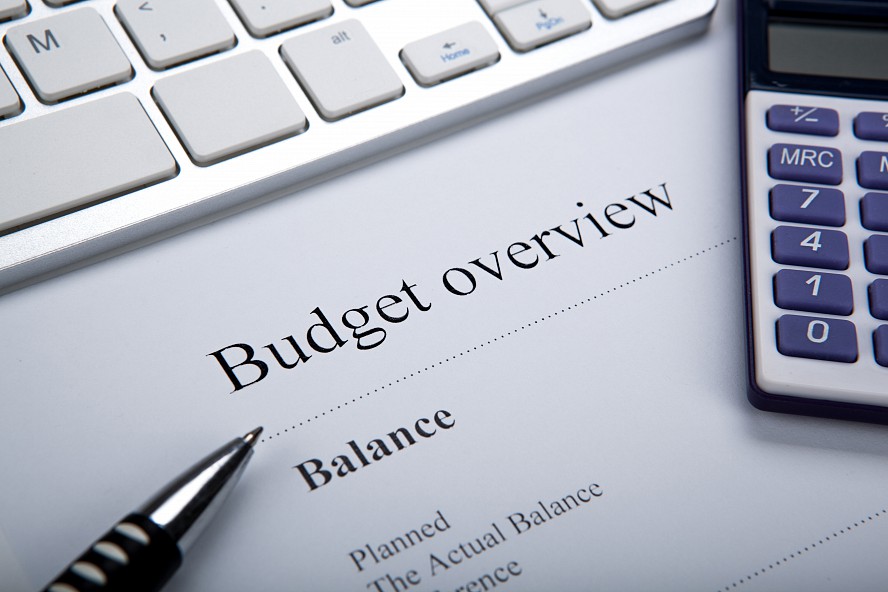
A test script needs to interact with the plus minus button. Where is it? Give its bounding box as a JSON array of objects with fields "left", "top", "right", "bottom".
[{"left": 767, "top": 104, "right": 839, "bottom": 137}]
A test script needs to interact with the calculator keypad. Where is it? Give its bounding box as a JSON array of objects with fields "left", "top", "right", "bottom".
[{"left": 746, "top": 90, "right": 888, "bottom": 405}]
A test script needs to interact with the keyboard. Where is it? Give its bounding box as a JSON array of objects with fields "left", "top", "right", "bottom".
[{"left": 0, "top": 0, "right": 715, "bottom": 291}]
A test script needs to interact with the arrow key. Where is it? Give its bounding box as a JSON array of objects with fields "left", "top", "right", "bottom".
[
  {"left": 401, "top": 22, "right": 499, "bottom": 87},
  {"left": 116, "top": 0, "right": 235, "bottom": 70}
]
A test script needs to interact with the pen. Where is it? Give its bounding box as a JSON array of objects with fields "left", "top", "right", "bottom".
[{"left": 43, "top": 427, "right": 263, "bottom": 592}]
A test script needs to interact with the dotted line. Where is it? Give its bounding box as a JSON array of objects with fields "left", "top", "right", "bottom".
[
  {"left": 260, "top": 236, "right": 738, "bottom": 443},
  {"left": 718, "top": 508, "right": 887, "bottom": 591}
]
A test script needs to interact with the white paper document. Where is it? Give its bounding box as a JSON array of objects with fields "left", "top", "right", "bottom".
[{"left": 2, "top": 4, "right": 888, "bottom": 591}]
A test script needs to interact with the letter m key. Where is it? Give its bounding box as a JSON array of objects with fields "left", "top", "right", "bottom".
[{"left": 28, "top": 29, "right": 60, "bottom": 54}]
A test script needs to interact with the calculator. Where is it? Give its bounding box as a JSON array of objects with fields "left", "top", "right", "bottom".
[{"left": 739, "top": 0, "right": 888, "bottom": 422}]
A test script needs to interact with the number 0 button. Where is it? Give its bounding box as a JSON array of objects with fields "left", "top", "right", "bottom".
[
  {"left": 777, "top": 314, "right": 858, "bottom": 363},
  {"left": 771, "top": 226, "right": 849, "bottom": 270}
]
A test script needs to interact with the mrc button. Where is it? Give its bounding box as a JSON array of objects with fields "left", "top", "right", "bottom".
[{"left": 769, "top": 143, "right": 842, "bottom": 185}]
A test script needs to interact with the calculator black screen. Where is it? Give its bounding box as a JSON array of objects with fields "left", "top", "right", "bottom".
[{"left": 768, "top": 22, "right": 888, "bottom": 82}]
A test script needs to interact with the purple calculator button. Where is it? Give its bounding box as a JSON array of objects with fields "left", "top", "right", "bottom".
[
  {"left": 865, "top": 235, "right": 888, "bottom": 275},
  {"left": 767, "top": 105, "right": 839, "bottom": 136},
  {"left": 875, "top": 326, "right": 888, "bottom": 367},
  {"left": 854, "top": 112, "right": 888, "bottom": 142},
  {"left": 770, "top": 184, "right": 845, "bottom": 226},
  {"left": 769, "top": 144, "right": 842, "bottom": 185},
  {"left": 774, "top": 269, "right": 853, "bottom": 315},
  {"left": 861, "top": 192, "right": 888, "bottom": 232},
  {"left": 772, "top": 226, "right": 849, "bottom": 270},
  {"left": 871, "top": 279, "right": 888, "bottom": 320},
  {"left": 776, "top": 314, "right": 858, "bottom": 363},
  {"left": 858, "top": 152, "right": 888, "bottom": 190}
]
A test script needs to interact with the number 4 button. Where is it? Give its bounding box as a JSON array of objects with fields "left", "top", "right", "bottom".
[{"left": 772, "top": 225, "right": 849, "bottom": 270}]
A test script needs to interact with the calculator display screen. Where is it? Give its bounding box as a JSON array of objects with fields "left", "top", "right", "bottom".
[{"left": 768, "top": 23, "right": 888, "bottom": 81}]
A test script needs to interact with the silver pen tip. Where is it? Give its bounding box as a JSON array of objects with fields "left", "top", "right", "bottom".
[{"left": 242, "top": 426, "right": 263, "bottom": 447}]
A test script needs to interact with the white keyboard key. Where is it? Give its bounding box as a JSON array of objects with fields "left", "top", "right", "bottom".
[
  {"left": 229, "top": 0, "right": 332, "bottom": 38},
  {"left": 6, "top": 8, "right": 132, "bottom": 102},
  {"left": 281, "top": 20, "right": 404, "bottom": 121},
  {"left": 592, "top": 0, "right": 662, "bottom": 18},
  {"left": 477, "top": 0, "right": 525, "bottom": 14},
  {"left": 401, "top": 22, "right": 499, "bottom": 87},
  {"left": 494, "top": 0, "right": 591, "bottom": 52},
  {"left": 153, "top": 51, "right": 307, "bottom": 165},
  {"left": 0, "top": 0, "right": 28, "bottom": 21},
  {"left": 116, "top": 0, "right": 236, "bottom": 69},
  {"left": 0, "top": 66, "right": 21, "bottom": 118},
  {"left": 0, "top": 93, "right": 176, "bottom": 232}
]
